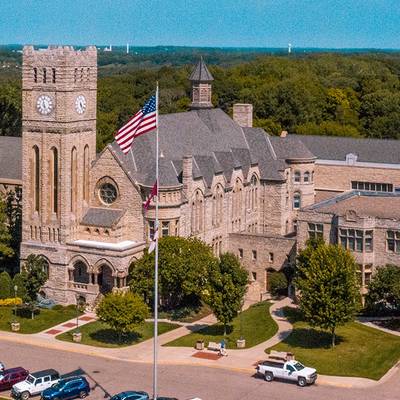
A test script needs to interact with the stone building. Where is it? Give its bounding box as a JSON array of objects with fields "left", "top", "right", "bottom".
[{"left": 1, "top": 45, "right": 400, "bottom": 304}]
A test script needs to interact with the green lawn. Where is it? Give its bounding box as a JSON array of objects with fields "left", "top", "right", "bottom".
[
  {"left": 158, "top": 303, "right": 212, "bottom": 323},
  {"left": 56, "top": 320, "right": 180, "bottom": 348},
  {"left": 0, "top": 305, "right": 79, "bottom": 334},
  {"left": 267, "top": 308, "right": 400, "bottom": 380},
  {"left": 165, "top": 301, "right": 278, "bottom": 349}
]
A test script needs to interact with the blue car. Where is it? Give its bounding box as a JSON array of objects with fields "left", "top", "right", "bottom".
[
  {"left": 41, "top": 376, "right": 90, "bottom": 400},
  {"left": 110, "top": 391, "right": 149, "bottom": 400}
]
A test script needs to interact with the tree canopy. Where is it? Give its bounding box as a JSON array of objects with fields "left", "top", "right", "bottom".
[
  {"left": 4, "top": 53, "right": 400, "bottom": 149},
  {"left": 129, "top": 236, "right": 217, "bottom": 310},
  {"left": 96, "top": 292, "right": 149, "bottom": 341},
  {"left": 202, "top": 252, "right": 248, "bottom": 335},
  {"left": 295, "top": 240, "right": 360, "bottom": 347},
  {"left": 0, "top": 195, "right": 14, "bottom": 266},
  {"left": 365, "top": 265, "right": 400, "bottom": 315}
]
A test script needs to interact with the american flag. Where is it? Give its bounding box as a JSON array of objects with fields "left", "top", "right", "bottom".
[{"left": 115, "top": 95, "right": 157, "bottom": 154}]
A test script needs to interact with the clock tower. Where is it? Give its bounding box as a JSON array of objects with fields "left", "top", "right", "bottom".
[{"left": 20, "top": 46, "right": 97, "bottom": 262}]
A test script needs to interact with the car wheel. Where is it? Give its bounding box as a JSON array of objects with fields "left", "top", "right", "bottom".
[
  {"left": 298, "top": 377, "right": 307, "bottom": 387},
  {"left": 264, "top": 372, "right": 274, "bottom": 382},
  {"left": 21, "top": 391, "right": 30, "bottom": 400},
  {"left": 79, "top": 391, "right": 87, "bottom": 399}
]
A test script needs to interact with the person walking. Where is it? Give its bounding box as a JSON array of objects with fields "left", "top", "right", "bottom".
[{"left": 219, "top": 339, "right": 227, "bottom": 356}]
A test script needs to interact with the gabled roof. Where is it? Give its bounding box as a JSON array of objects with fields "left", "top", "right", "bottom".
[
  {"left": 269, "top": 135, "right": 316, "bottom": 161},
  {"left": 81, "top": 208, "right": 124, "bottom": 228},
  {"left": 189, "top": 57, "right": 214, "bottom": 82}
]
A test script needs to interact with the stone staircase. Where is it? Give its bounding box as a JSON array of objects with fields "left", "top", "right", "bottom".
[{"left": 85, "top": 292, "right": 103, "bottom": 312}]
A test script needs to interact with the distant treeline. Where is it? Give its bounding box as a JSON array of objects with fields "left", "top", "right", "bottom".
[{"left": 2, "top": 51, "right": 400, "bottom": 151}]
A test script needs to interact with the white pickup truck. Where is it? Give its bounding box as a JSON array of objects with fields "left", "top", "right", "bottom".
[{"left": 256, "top": 359, "right": 317, "bottom": 386}]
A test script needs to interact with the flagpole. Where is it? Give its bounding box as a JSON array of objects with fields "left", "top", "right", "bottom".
[{"left": 153, "top": 82, "right": 159, "bottom": 400}]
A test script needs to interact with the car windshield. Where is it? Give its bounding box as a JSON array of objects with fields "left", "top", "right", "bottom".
[
  {"left": 294, "top": 362, "right": 305, "bottom": 371},
  {"left": 51, "top": 382, "right": 65, "bottom": 389},
  {"left": 110, "top": 395, "right": 121, "bottom": 400},
  {"left": 26, "top": 376, "right": 35, "bottom": 384}
]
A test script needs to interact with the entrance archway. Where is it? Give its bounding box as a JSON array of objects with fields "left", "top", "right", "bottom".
[{"left": 98, "top": 264, "right": 114, "bottom": 294}]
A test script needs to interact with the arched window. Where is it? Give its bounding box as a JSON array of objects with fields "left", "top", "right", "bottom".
[
  {"left": 212, "top": 185, "right": 224, "bottom": 227},
  {"left": 70, "top": 147, "right": 77, "bottom": 213},
  {"left": 52, "top": 68, "right": 56, "bottom": 83},
  {"left": 43, "top": 68, "right": 47, "bottom": 83},
  {"left": 51, "top": 148, "right": 58, "bottom": 214},
  {"left": 304, "top": 171, "right": 310, "bottom": 183},
  {"left": 294, "top": 171, "right": 301, "bottom": 183},
  {"left": 250, "top": 174, "right": 258, "bottom": 210},
  {"left": 83, "top": 145, "right": 90, "bottom": 202},
  {"left": 293, "top": 192, "right": 301, "bottom": 209},
  {"left": 33, "top": 145, "right": 40, "bottom": 213},
  {"left": 33, "top": 67, "right": 37, "bottom": 83},
  {"left": 191, "top": 189, "right": 204, "bottom": 234}
]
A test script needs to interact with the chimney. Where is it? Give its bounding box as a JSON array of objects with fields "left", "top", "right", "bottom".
[
  {"left": 233, "top": 104, "right": 253, "bottom": 127},
  {"left": 280, "top": 130, "right": 288, "bottom": 138},
  {"left": 182, "top": 155, "right": 192, "bottom": 195}
]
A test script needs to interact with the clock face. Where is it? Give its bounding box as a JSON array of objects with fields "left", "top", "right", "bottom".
[
  {"left": 75, "top": 95, "right": 87, "bottom": 114},
  {"left": 36, "top": 95, "right": 53, "bottom": 115}
]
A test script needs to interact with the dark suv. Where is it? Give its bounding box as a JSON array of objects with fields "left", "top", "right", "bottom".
[
  {"left": 41, "top": 376, "right": 90, "bottom": 400},
  {"left": 0, "top": 368, "right": 29, "bottom": 391}
]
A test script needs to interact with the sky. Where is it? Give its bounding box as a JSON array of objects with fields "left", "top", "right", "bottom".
[{"left": 1, "top": 0, "right": 400, "bottom": 48}]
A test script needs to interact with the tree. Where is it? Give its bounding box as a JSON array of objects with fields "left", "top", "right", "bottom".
[
  {"left": 268, "top": 272, "right": 288, "bottom": 297},
  {"left": 0, "top": 271, "right": 12, "bottom": 299},
  {"left": 96, "top": 292, "right": 149, "bottom": 342},
  {"left": 365, "top": 265, "right": 400, "bottom": 314},
  {"left": 203, "top": 253, "right": 248, "bottom": 335},
  {"left": 21, "top": 255, "right": 48, "bottom": 318},
  {"left": 0, "top": 195, "right": 14, "bottom": 266},
  {"left": 295, "top": 241, "right": 360, "bottom": 347},
  {"left": 130, "top": 236, "right": 218, "bottom": 310}
]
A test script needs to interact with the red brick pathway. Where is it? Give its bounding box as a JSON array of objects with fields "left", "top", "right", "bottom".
[
  {"left": 192, "top": 351, "right": 222, "bottom": 361},
  {"left": 44, "top": 329, "right": 62, "bottom": 335},
  {"left": 62, "top": 322, "right": 77, "bottom": 328},
  {"left": 79, "top": 316, "right": 95, "bottom": 321}
]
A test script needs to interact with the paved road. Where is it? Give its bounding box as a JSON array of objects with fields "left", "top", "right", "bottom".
[{"left": 0, "top": 341, "right": 399, "bottom": 400}]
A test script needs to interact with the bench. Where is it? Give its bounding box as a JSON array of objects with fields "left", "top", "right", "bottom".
[
  {"left": 207, "top": 341, "right": 222, "bottom": 351},
  {"left": 268, "top": 350, "right": 295, "bottom": 361}
]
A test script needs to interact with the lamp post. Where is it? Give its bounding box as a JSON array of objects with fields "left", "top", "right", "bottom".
[
  {"left": 13, "top": 285, "right": 18, "bottom": 322},
  {"left": 76, "top": 294, "right": 80, "bottom": 333}
]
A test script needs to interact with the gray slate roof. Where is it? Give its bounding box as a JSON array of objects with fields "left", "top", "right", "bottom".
[
  {"left": 81, "top": 208, "right": 124, "bottom": 228},
  {"left": 269, "top": 135, "right": 316, "bottom": 161},
  {"left": 111, "top": 108, "right": 278, "bottom": 187},
  {"left": 0, "top": 136, "right": 22, "bottom": 181},
  {"left": 296, "top": 135, "right": 400, "bottom": 164},
  {"left": 189, "top": 58, "right": 214, "bottom": 82}
]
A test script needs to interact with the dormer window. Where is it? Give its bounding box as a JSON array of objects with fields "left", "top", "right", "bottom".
[{"left": 346, "top": 153, "right": 358, "bottom": 165}]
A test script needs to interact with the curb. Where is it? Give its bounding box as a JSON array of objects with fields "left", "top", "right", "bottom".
[{"left": 0, "top": 333, "right": 398, "bottom": 389}]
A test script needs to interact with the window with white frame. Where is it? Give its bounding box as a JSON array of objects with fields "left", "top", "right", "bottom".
[
  {"left": 339, "top": 229, "right": 373, "bottom": 252},
  {"left": 293, "top": 192, "right": 301, "bottom": 209},
  {"left": 294, "top": 171, "right": 301, "bottom": 183},
  {"left": 304, "top": 171, "right": 310, "bottom": 183},
  {"left": 161, "top": 221, "right": 170, "bottom": 237}
]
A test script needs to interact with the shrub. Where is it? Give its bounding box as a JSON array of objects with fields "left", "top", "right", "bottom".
[
  {"left": 52, "top": 304, "right": 64, "bottom": 311},
  {"left": 268, "top": 272, "right": 288, "bottom": 297},
  {"left": 0, "top": 271, "right": 12, "bottom": 299},
  {"left": 0, "top": 297, "right": 22, "bottom": 306},
  {"left": 12, "top": 273, "right": 27, "bottom": 300}
]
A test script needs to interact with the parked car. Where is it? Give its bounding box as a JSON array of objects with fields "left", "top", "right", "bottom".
[
  {"left": 41, "top": 376, "right": 90, "bottom": 400},
  {"left": 110, "top": 391, "right": 149, "bottom": 400},
  {"left": 11, "top": 369, "right": 60, "bottom": 399},
  {"left": 0, "top": 367, "right": 29, "bottom": 392},
  {"left": 0, "top": 362, "right": 4, "bottom": 372},
  {"left": 256, "top": 359, "right": 317, "bottom": 386}
]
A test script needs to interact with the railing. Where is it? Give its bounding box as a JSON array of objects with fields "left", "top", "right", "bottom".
[{"left": 68, "top": 282, "right": 88, "bottom": 290}]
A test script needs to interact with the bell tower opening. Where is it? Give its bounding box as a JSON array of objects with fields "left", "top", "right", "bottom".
[{"left": 189, "top": 57, "right": 214, "bottom": 109}]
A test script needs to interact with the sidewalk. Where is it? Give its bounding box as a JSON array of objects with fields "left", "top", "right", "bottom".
[{"left": 0, "top": 298, "right": 399, "bottom": 389}]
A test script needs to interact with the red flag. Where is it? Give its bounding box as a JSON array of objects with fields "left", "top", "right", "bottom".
[{"left": 143, "top": 181, "right": 158, "bottom": 212}]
